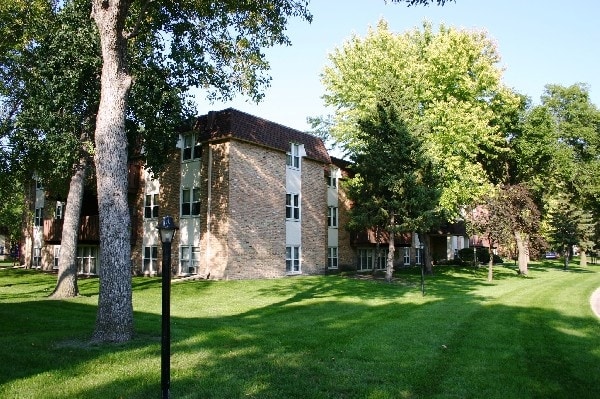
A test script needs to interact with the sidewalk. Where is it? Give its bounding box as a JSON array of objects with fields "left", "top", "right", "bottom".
[{"left": 591, "top": 288, "right": 600, "bottom": 318}]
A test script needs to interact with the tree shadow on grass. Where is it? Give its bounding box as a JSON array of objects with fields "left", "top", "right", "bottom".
[{"left": 1, "top": 269, "right": 600, "bottom": 398}]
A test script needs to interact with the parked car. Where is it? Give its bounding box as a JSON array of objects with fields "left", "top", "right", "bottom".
[{"left": 544, "top": 251, "right": 559, "bottom": 259}]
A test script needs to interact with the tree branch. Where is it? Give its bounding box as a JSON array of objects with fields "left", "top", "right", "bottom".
[{"left": 123, "top": 0, "right": 152, "bottom": 40}]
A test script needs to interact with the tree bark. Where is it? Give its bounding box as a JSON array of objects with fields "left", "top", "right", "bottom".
[
  {"left": 50, "top": 155, "right": 89, "bottom": 299},
  {"left": 385, "top": 214, "right": 395, "bottom": 282},
  {"left": 514, "top": 230, "right": 528, "bottom": 275},
  {"left": 580, "top": 250, "right": 587, "bottom": 267},
  {"left": 90, "top": 0, "right": 134, "bottom": 343},
  {"left": 423, "top": 233, "right": 433, "bottom": 274},
  {"left": 487, "top": 243, "right": 494, "bottom": 282}
]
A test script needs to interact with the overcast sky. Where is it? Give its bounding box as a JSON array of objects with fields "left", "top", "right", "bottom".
[{"left": 192, "top": 0, "right": 600, "bottom": 132}]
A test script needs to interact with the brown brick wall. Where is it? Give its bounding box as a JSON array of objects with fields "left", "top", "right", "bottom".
[
  {"left": 222, "top": 140, "right": 286, "bottom": 279},
  {"left": 155, "top": 150, "right": 182, "bottom": 274},
  {"left": 200, "top": 141, "right": 231, "bottom": 278},
  {"left": 337, "top": 181, "right": 356, "bottom": 270},
  {"left": 300, "top": 159, "right": 327, "bottom": 275}
]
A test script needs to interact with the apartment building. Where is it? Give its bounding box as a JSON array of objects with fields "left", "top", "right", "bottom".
[{"left": 22, "top": 108, "right": 468, "bottom": 278}]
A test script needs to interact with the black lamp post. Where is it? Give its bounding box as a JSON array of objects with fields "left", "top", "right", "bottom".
[
  {"left": 419, "top": 241, "right": 425, "bottom": 296},
  {"left": 157, "top": 215, "right": 178, "bottom": 399}
]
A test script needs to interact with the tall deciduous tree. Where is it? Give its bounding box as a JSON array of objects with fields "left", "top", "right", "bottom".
[
  {"left": 88, "top": 1, "right": 312, "bottom": 342},
  {"left": 541, "top": 84, "right": 600, "bottom": 266},
  {"left": 320, "top": 20, "right": 519, "bottom": 271}
]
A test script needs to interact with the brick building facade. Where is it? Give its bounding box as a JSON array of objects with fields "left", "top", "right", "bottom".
[{"left": 21, "top": 108, "right": 470, "bottom": 279}]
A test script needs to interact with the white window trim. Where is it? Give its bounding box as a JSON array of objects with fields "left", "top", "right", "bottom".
[
  {"left": 328, "top": 246, "right": 338, "bottom": 269},
  {"left": 358, "top": 249, "right": 373, "bottom": 271},
  {"left": 403, "top": 247, "right": 410, "bottom": 266},
  {"left": 328, "top": 206, "right": 338, "bottom": 228},
  {"left": 181, "top": 187, "right": 201, "bottom": 217},
  {"left": 286, "top": 245, "right": 301, "bottom": 274},
  {"left": 180, "top": 245, "right": 200, "bottom": 275},
  {"left": 286, "top": 143, "right": 301, "bottom": 170},
  {"left": 286, "top": 193, "right": 300, "bottom": 221},
  {"left": 142, "top": 245, "right": 158, "bottom": 275},
  {"left": 144, "top": 193, "right": 159, "bottom": 219},
  {"left": 182, "top": 133, "right": 201, "bottom": 162}
]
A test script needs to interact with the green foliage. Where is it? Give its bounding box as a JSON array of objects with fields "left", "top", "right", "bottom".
[
  {"left": 537, "top": 84, "right": 600, "bottom": 251},
  {"left": 345, "top": 93, "right": 441, "bottom": 235},
  {"left": 321, "top": 20, "right": 520, "bottom": 219},
  {"left": 457, "top": 247, "right": 502, "bottom": 265}
]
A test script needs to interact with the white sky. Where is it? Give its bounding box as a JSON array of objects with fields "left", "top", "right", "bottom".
[{"left": 192, "top": 0, "right": 600, "bottom": 132}]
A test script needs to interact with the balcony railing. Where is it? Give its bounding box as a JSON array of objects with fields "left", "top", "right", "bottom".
[{"left": 45, "top": 215, "right": 138, "bottom": 243}]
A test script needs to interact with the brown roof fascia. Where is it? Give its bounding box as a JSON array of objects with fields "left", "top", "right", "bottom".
[{"left": 194, "top": 108, "right": 331, "bottom": 164}]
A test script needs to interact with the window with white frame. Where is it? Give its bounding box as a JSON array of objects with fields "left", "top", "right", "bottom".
[
  {"left": 286, "top": 246, "right": 301, "bottom": 273},
  {"left": 286, "top": 193, "right": 300, "bottom": 220},
  {"left": 182, "top": 133, "right": 201, "bottom": 161},
  {"left": 286, "top": 143, "right": 300, "bottom": 169},
  {"left": 328, "top": 206, "right": 338, "bottom": 228},
  {"left": 328, "top": 247, "right": 338, "bottom": 269},
  {"left": 375, "top": 249, "right": 388, "bottom": 270},
  {"left": 33, "top": 247, "right": 41, "bottom": 268},
  {"left": 329, "top": 174, "right": 337, "bottom": 188},
  {"left": 403, "top": 247, "right": 410, "bottom": 265},
  {"left": 181, "top": 187, "right": 200, "bottom": 216},
  {"left": 416, "top": 247, "right": 422, "bottom": 265},
  {"left": 34, "top": 208, "right": 43, "bottom": 227},
  {"left": 358, "top": 249, "right": 373, "bottom": 271},
  {"left": 143, "top": 246, "right": 158, "bottom": 274},
  {"left": 180, "top": 246, "right": 200, "bottom": 275},
  {"left": 53, "top": 246, "right": 60, "bottom": 269},
  {"left": 77, "top": 246, "right": 98, "bottom": 274},
  {"left": 144, "top": 194, "right": 159, "bottom": 219},
  {"left": 55, "top": 202, "right": 64, "bottom": 220}
]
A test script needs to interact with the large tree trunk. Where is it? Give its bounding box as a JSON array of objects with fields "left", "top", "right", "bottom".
[
  {"left": 423, "top": 233, "right": 433, "bottom": 274},
  {"left": 514, "top": 230, "right": 528, "bottom": 275},
  {"left": 487, "top": 240, "right": 494, "bottom": 282},
  {"left": 91, "top": 0, "right": 134, "bottom": 343},
  {"left": 579, "top": 249, "right": 587, "bottom": 267},
  {"left": 385, "top": 215, "right": 395, "bottom": 282},
  {"left": 50, "top": 155, "right": 89, "bottom": 299},
  {"left": 21, "top": 178, "right": 35, "bottom": 268}
]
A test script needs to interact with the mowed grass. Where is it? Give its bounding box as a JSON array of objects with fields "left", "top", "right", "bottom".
[{"left": 1, "top": 260, "right": 599, "bottom": 399}]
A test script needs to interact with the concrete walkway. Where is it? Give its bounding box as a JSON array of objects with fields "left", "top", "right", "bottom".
[{"left": 591, "top": 288, "right": 600, "bottom": 318}]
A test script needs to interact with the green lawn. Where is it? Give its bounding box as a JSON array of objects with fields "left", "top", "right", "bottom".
[{"left": 1, "top": 260, "right": 599, "bottom": 399}]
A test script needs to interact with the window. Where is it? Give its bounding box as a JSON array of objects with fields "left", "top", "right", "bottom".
[
  {"left": 286, "top": 143, "right": 300, "bottom": 169},
  {"left": 34, "top": 208, "right": 43, "bottom": 227},
  {"left": 328, "top": 247, "right": 338, "bottom": 269},
  {"left": 33, "top": 247, "right": 41, "bottom": 268},
  {"left": 144, "top": 194, "right": 159, "bottom": 219},
  {"left": 358, "top": 249, "right": 373, "bottom": 271},
  {"left": 328, "top": 175, "right": 337, "bottom": 188},
  {"left": 180, "top": 246, "right": 200, "bottom": 275},
  {"left": 286, "top": 193, "right": 300, "bottom": 220},
  {"left": 181, "top": 187, "right": 200, "bottom": 216},
  {"left": 53, "top": 246, "right": 60, "bottom": 269},
  {"left": 403, "top": 247, "right": 410, "bottom": 265},
  {"left": 375, "top": 249, "right": 388, "bottom": 270},
  {"left": 55, "top": 202, "right": 64, "bottom": 220},
  {"left": 143, "top": 246, "right": 158, "bottom": 274},
  {"left": 77, "top": 246, "right": 98, "bottom": 274},
  {"left": 286, "top": 246, "right": 301, "bottom": 273},
  {"left": 36, "top": 179, "right": 43, "bottom": 190},
  {"left": 182, "top": 133, "right": 201, "bottom": 161},
  {"left": 416, "top": 247, "right": 422, "bottom": 265},
  {"left": 328, "top": 207, "right": 338, "bottom": 228}
]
